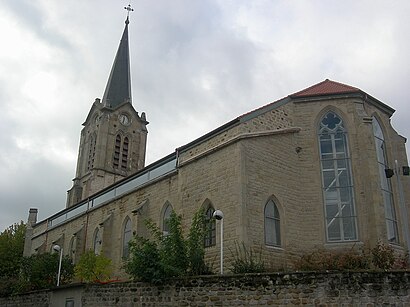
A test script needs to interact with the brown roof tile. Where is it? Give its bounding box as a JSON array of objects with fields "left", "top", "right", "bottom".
[{"left": 290, "top": 79, "right": 360, "bottom": 98}]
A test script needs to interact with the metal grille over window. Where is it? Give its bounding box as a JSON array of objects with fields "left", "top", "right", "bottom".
[
  {"left": 113, "top": 134, "right": 129, "bottom": 170},
  {"left": 113, "top": 135, "right": 121, "bottom": 169},
  {"left": 87, "top": 134, "right": 96, "bottom": 171},
  {"left": 318, "top": 112, "right": 357, "bottom": 242},
  {"left": 372, "top": 117, "right": 399, "bottom": 243},
  {"left": 122, "top": 137, "right": 129, "bottom": 170}
]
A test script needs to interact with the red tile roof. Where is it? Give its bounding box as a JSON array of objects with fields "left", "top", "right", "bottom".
[{"left": 290, "top": 79, "right": 360, "bottom": 98}]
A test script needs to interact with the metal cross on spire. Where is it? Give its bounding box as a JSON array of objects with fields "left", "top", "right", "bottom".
[{"left": 124, "top": 3, "right": 134, "bottom": 24}]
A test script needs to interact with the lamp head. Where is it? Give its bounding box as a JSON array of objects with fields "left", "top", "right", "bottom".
[
  {"left": 53, "top": 245, "right": 61, "bottom": 252},
  {"left": 213, "top": 210, "right": 224, "bottom": 220}
]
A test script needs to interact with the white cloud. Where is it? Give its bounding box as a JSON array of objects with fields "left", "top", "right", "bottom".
[{"left": 1, "top": 0, "right": 410, "bottom": 230}]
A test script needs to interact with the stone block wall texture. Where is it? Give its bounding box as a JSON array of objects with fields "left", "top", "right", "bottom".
[
  {"left": 0, "top": 289, "right": 49, "bottom": 307},
  {"left": 2, "top": 272, "right": 410, "bottom": 306},
  {"left": 25, "top": 94, "right": 410, "bottom": 277}
]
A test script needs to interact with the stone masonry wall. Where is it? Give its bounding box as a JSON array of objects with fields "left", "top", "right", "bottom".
[
  {"left": 0, "top": 289, "right": 49, "bottom": 307},
  {"left": 25, "top": 95, "right": 410, "bottom": 279},
  {"left": 1, "top": 272, "right": 410, "bottom": 306}
]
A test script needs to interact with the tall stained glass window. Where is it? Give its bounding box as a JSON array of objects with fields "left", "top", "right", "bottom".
[
  {"left": 318, "top": 112, "right": 357, "bottom": 241},
  {"left": 372, "top": 117, "right": 398, "bottom": 243}
]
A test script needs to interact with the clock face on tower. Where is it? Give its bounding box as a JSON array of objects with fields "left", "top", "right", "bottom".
[{"left": 118, "top": 114, "right": 130, "bottom": 126}]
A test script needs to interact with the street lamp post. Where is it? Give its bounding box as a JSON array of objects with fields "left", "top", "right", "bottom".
[
  {"left": 213, "top": 210, "right": 224, "bottom": 274},
  {"left": 53, "top": 245, "right": 63, "bottom": 287}
]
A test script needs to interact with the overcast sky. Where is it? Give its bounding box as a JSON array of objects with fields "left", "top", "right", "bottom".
[{"left": 1, "top": 0, "right": 409, "bottom": 231}]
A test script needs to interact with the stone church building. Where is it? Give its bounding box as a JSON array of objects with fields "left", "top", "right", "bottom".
[{"left": 24, "top": 17, "right": 410, "bottom": 277}]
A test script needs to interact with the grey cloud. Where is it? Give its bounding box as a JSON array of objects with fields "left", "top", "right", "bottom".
[
  {"left": 3, "top": 1, "right": 74, "bottom": 51},
  {"left": 1, "top": 0, "right": 410, "bottom": 230}
]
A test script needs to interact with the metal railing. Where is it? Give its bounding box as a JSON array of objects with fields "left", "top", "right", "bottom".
[{"left": 47, "top": 156, "right": 177, "bottom": 228}]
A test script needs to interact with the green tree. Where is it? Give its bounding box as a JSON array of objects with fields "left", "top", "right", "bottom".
[
  {"left": 125, "top": 213, "right": 187, "bottom": 283},
  {"left": 0, "top": 222, "right": 26, "bottom": 278},
  {"left": 161, "top": 211, "right": 188, "bottom": 277},
  {"left": 0, "top": 222, "right": 26, "bottom": 296},
  {"left": 19, "top": 253, "right": 74, "bottom": 291},
  {"left": 187, "top": 208, "right": 209, "bottom": 275},
  {"left": 126, "top": 237, "right": 164, "bottom": 283},
  {"left": 74, "top": 250, "right": 112, "bottom": 282},
  {"left": 126, "top": 208, "right": 212, "bottom": 283}
]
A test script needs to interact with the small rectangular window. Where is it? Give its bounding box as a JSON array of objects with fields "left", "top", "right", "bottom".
[{"left": 65, "top": 298, "right": 75, "bottom": 307}]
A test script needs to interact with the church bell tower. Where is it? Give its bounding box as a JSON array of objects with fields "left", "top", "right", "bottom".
[{"left": 67, "top": 12, "right": 148, "bottom": 208}]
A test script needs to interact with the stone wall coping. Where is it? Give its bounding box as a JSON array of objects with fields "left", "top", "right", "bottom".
[{"left": 179, "top": 127, "right": 301, "bottom": 167}]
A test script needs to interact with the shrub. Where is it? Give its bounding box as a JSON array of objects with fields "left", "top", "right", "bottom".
[
  {"left": 19, "top": 252, "right": 74, "bottom": 291},
  {"left": 161, "top": 211, "right": 189, "bottom": 277},
  {"left": 371, "top": 240, "right": 395, "bottom": 270},
  {"left": 74, "top": 250, "right": 112, "bottom": 282},
  {"left": 187, "top": 208, "right": 211, "bottom": 275},
  {"left": 294, "top": 241, "right": 409, "bottom": 272},
  {"left": 294, "top": 247, "right": 369, "bottom": 271},
  {"left": 126, "top": 208, "right": 213, "bottom": 283},
  {"left": 393, "top": 252, "right": 409, "bottom": 270},
  {"left": 230, "top": 242, "right": 265, "bottom": 274},
  {"left": 126, "top": 212, "right": 188, "bottom": 283},
  {"left": 126, "top": 238, "right": 164, "bottom": 283}
]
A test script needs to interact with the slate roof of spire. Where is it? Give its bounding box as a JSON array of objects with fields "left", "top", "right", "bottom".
[{"left": 102, "top": 17, "right": 132, "bottom": 109}]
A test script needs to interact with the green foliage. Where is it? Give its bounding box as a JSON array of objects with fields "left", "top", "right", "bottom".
[
  {"left": 74, "top": 250, "right": 112, "bottom": 282},
  {"left": 126, "top": 208, "right": 213, "bottom": 283},
  {"left": 126, "top": 237, "right": 164, "bottom": 283},
  {"left": 0, "top": 276, "right": 19, "bottom": 297},
  {"left": 0, "top": 222, "right": 26, "bottom": 296},
  {"left": 187, "top": 208, "right": 210, "bottom": 275},
  {"left": 0, "top": 222, "right": 76, "bottom": 296},
  {"left": 19, "top": 253, "right": 74, "bottom": 291},
  {"left": 230, "top": 242, "right": 266, "bottom": 274},
  {"left": 0, "top": 222, "right": 26, "bottom": 278},
  {"left": 161, "top": 211, "right": 189, "bottom": 276}
]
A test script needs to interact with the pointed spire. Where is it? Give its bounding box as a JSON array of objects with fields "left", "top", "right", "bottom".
[{"left": 102, "top": 14, "right": 132, "bottom": 109}]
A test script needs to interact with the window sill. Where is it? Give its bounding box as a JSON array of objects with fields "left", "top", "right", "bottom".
[
  {"left": 324, "top": 241, "right": 363, "bottom": 249},
  {"left": 265, "top": 245, "right": 284, "bottom": 252}
]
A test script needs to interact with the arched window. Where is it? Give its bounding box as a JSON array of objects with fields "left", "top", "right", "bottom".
[
  {"left": 93, "top": 228, "right": 102, "bottom": 255},
  {"left": 122, "top": 217, "right": 132, "bottom": 258},
  {"left": 204, "top": 205, "right": 216, "bottom": 247},
  {"left": 162, "top": 203, "right": 173, "bottom": 235},
  {"left": 264, "top": 200, "right": 281, "bottom": 247},
  {"left": 372, "top": 117, "right": 398, "bottom": 243},
  {"left": 318, "top": 111, "right": 357, "bottom": 241}
]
